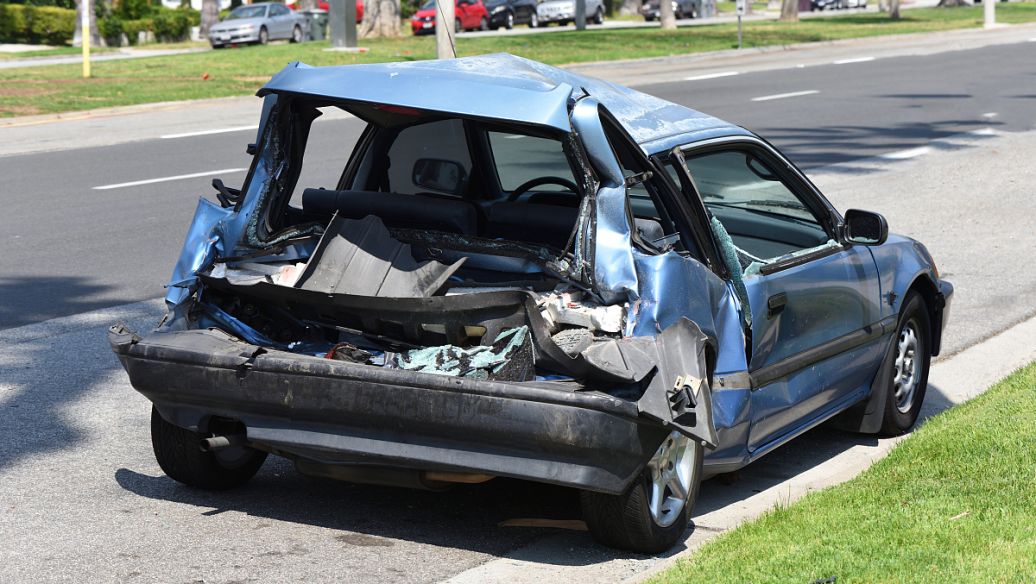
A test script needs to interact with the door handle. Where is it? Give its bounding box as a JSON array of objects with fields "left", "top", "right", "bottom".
[{"left": 767, "top": 292, "right": 787, "bottom": 319}]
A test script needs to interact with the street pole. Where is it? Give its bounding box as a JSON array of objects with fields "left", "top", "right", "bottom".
[
  {"left": 345, "top": 0, "right": 357, "bottom": 47},
  {"left": 736, "top": 0, "right": 745, "bottom": 49},
  {"left": 575, "top": 0, "right": 586, "bottom": 30},
  {"left": 81, "top": 0, "right": 91, "bottom": 78},
  {"left": 983, "top": 0, "right": 995, "bottom": 29},
  {"left": 329, "top": 0, "right": 357, "bottom": 48},
  {"left": 435, "top": 0, "right": 456, "bottom": 59}
]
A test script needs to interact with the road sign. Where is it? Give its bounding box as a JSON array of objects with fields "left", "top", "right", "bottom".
[{"left": 735, "top": 0, "right": 746, "bottom": 15}]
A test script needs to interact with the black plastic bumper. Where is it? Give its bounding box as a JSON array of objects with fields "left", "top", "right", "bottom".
[{"left": 110, "top": 326, "right": 668, "bottom": 494}]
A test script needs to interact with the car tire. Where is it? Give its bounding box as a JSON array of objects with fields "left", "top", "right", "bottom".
[
  {"left": 644, "top": 14, "right": 655, "bottom": 21},
  {"left": 290, "top": 24, "right": 303, "bottom": 43},
  {"left": 150, "top": 406, "right": 267, "bottom": 490},
  {"left": 878, "top": 292, "right": 932, "bottom": 436},
  {"left": 480, "top": 16, "right": 489, "bottom": 30},
  {"left": 593, "top": 7, "right": 603, "bottom": 24},
  {"left": 529, "top": 12, "right": 539, "bottom": 26},
  {"left": 505, "top": 11, "right": 515, "bottom": 28},
  {"left": 211, "top": 43, "right": 225, "bottom": 49},
  {"left": 258, "top": 26, "right": 268, "bottom": 45},
  {"left": 455, "top": 18, "right": 462, "bottom": 32},
  {"left": 580, "top": 431, "right": 703, "bottom": 553}
]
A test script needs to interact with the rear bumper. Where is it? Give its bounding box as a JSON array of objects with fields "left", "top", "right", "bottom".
[{"left": 110, "top": 326, "right": 667, "bottom": 494}]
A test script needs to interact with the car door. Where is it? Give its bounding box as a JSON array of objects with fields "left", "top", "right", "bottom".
[
  {"left": 678, "top": 140, "right": 885, "bottom": 453},
  {"left": 270, "top": 4, "right": 291, "bottom": 38}
]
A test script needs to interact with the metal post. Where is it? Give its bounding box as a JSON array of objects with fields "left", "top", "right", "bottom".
[
  {"left": 81, "top": 0, "right": 91, "bottom": 78},
  {"left": 575, "top": 0, "right": 586, "bottom": 30},
  {"left": 436, "top": 0, "right": 456, "bottom": 59},
  {"left": 345, "top": 0, "right": 357, "bottom": 47},
  {"left": 330, "top": 0, "right": 345, "bottom": 47},
  {"left": 737, "top": 15, "right": 742, "bottom": 48},
  {"left": 736, "top": 0, "right": 745, "bottom": 49},
  {"left": 983, "top": 0, "right": 995, "bottom": 29}
]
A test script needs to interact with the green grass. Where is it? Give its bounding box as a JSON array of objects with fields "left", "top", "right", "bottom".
[
  {"left": 652, "top": 361, "right": 1036, "bottom": 584},
  {"left": 2, "top": 3, "right": 1036, "bottom": 116}
]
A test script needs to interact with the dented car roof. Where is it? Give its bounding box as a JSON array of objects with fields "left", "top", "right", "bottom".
[{"left": 257, "top": 53, "right": 745, "bottom": 148}]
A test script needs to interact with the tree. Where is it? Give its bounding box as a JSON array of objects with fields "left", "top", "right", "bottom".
[
  {"left": 659, "top": 0, "right": 675, "bottom": 28},
  {"left": 200, "top": 0, "right": 219, "bottom": 36},
  {"left": 889, "top": 0, "right": 899, "bottom": 18},
  {"left": 73, "top": 0, "right": 101, "bottom": 48},
  {"left": 360, "top": 0, "right": 401, "bottom": 37},
  {"left": 779, "top": 0, "right": 798, "bottom": 21}
]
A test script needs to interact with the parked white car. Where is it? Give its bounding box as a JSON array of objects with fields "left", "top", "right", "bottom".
[
  {"left": 536, "top": 0, "right": 604, "bottom": 26},
  {"left": 208, "top": 3, "right": 309, "bottom": 48}
]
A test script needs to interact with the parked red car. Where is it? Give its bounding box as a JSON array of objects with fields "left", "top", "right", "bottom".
[
  {"left": 411, "top": 0, "right": 489, "bottom": 34},
  {"left": 287, "top": 0, "right": 364, "bottom": 22}
]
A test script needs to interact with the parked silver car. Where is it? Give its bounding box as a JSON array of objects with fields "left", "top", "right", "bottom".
[
  {"left": 536, "top": 0, "right": 604, "bottom": 26},
  {"left": 208, "top": 3, "right": 309, "bottom": 48}
]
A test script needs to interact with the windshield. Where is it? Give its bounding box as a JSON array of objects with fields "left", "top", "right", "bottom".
[
  {"left": 226, "top": 5, "right": 267, "bottom": 19},
  {"left": 420, "top": 0, "right": 435, "bottom": 9}
]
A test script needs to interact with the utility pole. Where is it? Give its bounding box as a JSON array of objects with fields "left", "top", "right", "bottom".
[
  {"left": 436, "top": 0, "right": 456, "bottom": 58},
  {"left": 736, "top": 0, "right": 745, "bottom": 48},
  {"left": 983, "top": 0, "right": 995, "bottom": 29},
  {"left": 575, "top": 0, "right": 586, "bottom": 30},
  {"left": 81, "top": 0, "right": 91, "bottom": 78},
  {"left": 329, "top": 0, "right": 358, "bottom": 48}
]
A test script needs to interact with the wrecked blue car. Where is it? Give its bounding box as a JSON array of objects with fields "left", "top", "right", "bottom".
[{"left": 110, "top": 54, "right": 952, "bottom": 553}]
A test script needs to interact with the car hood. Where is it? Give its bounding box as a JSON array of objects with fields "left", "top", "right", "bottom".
[
  {"left": 413, "top": 8, "right": 435, "bottom": 17},
  {"left": 213, "top": 17, "right": 266, "bottom": 30}
]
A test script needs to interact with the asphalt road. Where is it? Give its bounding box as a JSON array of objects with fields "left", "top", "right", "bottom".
[{"left": 2, "top": 36, "right": 1035, "bottom": 583}]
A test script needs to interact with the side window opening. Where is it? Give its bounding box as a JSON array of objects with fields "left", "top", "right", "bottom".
[{"left": 683, "top": 148, "right": 834, "bottom": 270}]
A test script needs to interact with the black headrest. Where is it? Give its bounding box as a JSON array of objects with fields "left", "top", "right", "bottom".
[
  {"left": 302, "top": 189, "right": 478, "bottom": 235},
  {"left": 485, "top": 203, "right": 580, "bottom": 249}
]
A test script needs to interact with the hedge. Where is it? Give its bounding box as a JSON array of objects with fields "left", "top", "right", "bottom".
[{"left": 0, "top": 4, "right": 76, "bottom": 45}]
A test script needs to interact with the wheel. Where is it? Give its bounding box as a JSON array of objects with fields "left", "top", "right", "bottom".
[
  {"left": 645, "top": 14, "right": 656, "bottom": 21},
  {"left": 505, "top": 11, "right": 514, "bottom": 28},
  {"left": 529, "top": 12, "right": 539, "bottom": 27},
  {"left": 879, "top": 293, "right": 931, "bottom": 436},
  {"left": 150, "top": 406, "right": 267, "bottom": 490},
  {"left": 479, "top": 16, "right": 489, "bottom": 30},
  {"left": 593, "top": 6, "right": 603, "bottom": 24},
  {"left": 290, "top": 24, "right": 302, "bottom": 43},
  {"left": 560, "top": 19, "right": 570, "bottom": 25},
  {"left": 455, "top": 18, "right": 461, "bottom": 32},
  {"left": 210, "top": 43, "right": 225, "bottom": 49},
  {"left": 257, "top": 26, "right": 268, "bottom": 45},
  {"left": 581, "top": 430, "right": 702, "bottom": 553}
]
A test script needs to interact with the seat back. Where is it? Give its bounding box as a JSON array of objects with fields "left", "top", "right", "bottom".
[
  {"left": 302, "top": 189, "right": 479, "bottom": 235},
  {"left": 484, "top": 202, "right": 580, "bottom": 249}
]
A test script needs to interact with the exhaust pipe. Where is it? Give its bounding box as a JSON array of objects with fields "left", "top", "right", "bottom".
[{"left": 200, "top": 434, "right": 246, "bottom": 452}]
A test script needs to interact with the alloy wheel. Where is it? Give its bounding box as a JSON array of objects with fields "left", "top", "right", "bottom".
[
  {"left": 893, "top": 318, "right": 922, "bottom": 413},
  {"left": 645, "top": 430, "right": 699, "bottom": 527}
]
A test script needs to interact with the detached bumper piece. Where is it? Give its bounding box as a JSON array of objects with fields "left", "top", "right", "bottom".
[{"left": 109, "top": 325, "right": 673, "bottom": 494}]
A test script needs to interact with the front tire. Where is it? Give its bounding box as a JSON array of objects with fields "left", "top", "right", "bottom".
[
  {"left": 879, "top": 293, "right": 931, "bottom": 436},
  {"left": 150, "top": 406, "right": 267, "bottom": 490},
  {"left": 257, "top": 26, "right": 269, "bottom": 45},
  {"left": 593, "top": 6, "right": 604, "bottom": 24},
  {"left": 505, "top": 11, "right": 515, "bottom": 28},
  {"left": 581, "top": 430, "right": 702, "bottom": 553},
  {"left": 529, "top": 12, "right": 539, "bottom": 27},
  {"left": 479, "top": 16, "right": 489, "bottom": 30}
]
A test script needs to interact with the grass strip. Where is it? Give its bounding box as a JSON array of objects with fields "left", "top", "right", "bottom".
[
  {"left": 652, "top": 361, "right": 1036, "bottom": 583},
  {"left": 1, "top": 4, "right": 1035, "bottom": 117}
]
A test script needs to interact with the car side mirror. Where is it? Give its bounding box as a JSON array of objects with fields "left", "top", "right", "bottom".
[
  {"left": 844, "top": 209, "right": 888, "bottom": 245},
  {"left": 413, "top": 158, "right": 466, "bottom": 196}
]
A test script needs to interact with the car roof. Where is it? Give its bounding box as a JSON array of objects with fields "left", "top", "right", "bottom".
[{"left": 257, "top": 53, "right": 746, "bottom": 150}]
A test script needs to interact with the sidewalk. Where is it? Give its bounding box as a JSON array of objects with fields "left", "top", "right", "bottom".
[{"left": 0, "top": 46, "right": 205, "bottom": 70}]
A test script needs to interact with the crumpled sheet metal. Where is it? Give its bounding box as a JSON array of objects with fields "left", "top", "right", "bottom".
[
  {"left": 165, "top": 198, "right": 232, "bottom": 308},
  {"left": 390, "top": 326, "right": 534, "bottom": 381}
]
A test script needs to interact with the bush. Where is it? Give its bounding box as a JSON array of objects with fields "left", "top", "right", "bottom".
[
  {"left": 100, "top": 16, "right": 124, "bottom": 46},
  {"left": 0, "top": 4, "right": 76, "bottom": 45},
  {"left": 122, "top": 18, "right": 152, "bottom": 44},
  {"left": 151, "top": 8, "right": 191, "bottom": 41}
]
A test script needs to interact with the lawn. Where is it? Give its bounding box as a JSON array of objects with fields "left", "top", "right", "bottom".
[
  {"left": 652, "top": 361, "right": 1036, "bottom": 583},
  {"left": 2, "top": 3, "right": 1035, "bottom": 117}
]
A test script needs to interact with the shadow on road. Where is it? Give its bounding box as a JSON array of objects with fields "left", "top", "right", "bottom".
[{"left": 0, "top": 275, "right": 132, "bottom": 330}]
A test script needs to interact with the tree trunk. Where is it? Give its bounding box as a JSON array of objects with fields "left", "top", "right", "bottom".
[
  {"left": 360, "top": 0, "right": 401, "bottom": 37},
  {"left": 618, "top": 0, "right": 640, "bottom": 15},
  {"left": 889, "top": 0, "right": 899, "bottom": 18},
  {"left": 779, "top": 0, "right": 798, "bottom": 21},
  {"left": 73, "top": 0, "right": 102, "bottom": 48},
  {"left": 659, "top": 0, "right": 676, "bottom": 28},
  {"left": 200, "top": 0, "right": 220, "bottom": 37}
]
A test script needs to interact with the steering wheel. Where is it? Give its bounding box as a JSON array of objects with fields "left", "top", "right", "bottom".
[{"left": 506, "top": 176, "right": 580, "bottom": 202}]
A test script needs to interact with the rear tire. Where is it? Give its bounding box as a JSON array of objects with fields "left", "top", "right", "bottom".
[
  {"left": 878, "top": 293, "right": 931, "bottom": 436},
  {"left": 290, "top": 24, "right": 303, "bottom": 43},
  {"left": 505, "top": 11, "right": 515, "bottom": 28},
  {"left": 479, "top": 16, "right": 489, "bottom": 30},
  {"left": 529, "top": 12, "right": 539, "bottom": 27},
  {"left": 593, "top": 6, "right": 604, "bottom": 24},
  {"left": 581, "top": 431, "right": 702, "bottom": 553},
  {"left": 150, "top": 406, "right": 267, "bottom": 490},
  {"left": 455, "top": 18, "right": 462, "bottom": 32}
]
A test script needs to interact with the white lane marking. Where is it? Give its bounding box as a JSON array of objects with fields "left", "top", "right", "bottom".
[
  {"left": 160, "top": 125, "right": 258, "bottom": 140},
  {"left": 93, "top": 168, "right": 247, "bottom": 190},
  {"left": 833, "top": 56, "right": 875, "bottom": 65},
  {"left": 981, "top": 112, "right": 999, "bottom": 119},
  {"left": 751, "top": 90, "right": 819, "bottom": 102},
  {"left": 880, "top": 146, "right": 930, "bottom": 160},
  {"left": 683, "top": 71, "right": 739, "bottom": 81}
]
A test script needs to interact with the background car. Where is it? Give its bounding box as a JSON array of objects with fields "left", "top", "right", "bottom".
[
  {"left": 208, "top": 3, "right": 309, "bottom": 48},
  {"left": 640, "top": 0, "right": 698, "bottom": 20},
  {"left": 287, "top": 0, "right": 364, "bottom": 22},
  {"left": 812, "top": 0, "right": 848, "bottom": 9},
  {"left": 411, "top": 0, "right": 490, "bottom": 34},
  {"left": 536, "top": 0, "right": 604, "bottom": 26},
  {"left": 483, "top": 0, "right": 538, "bottom": 29}
]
